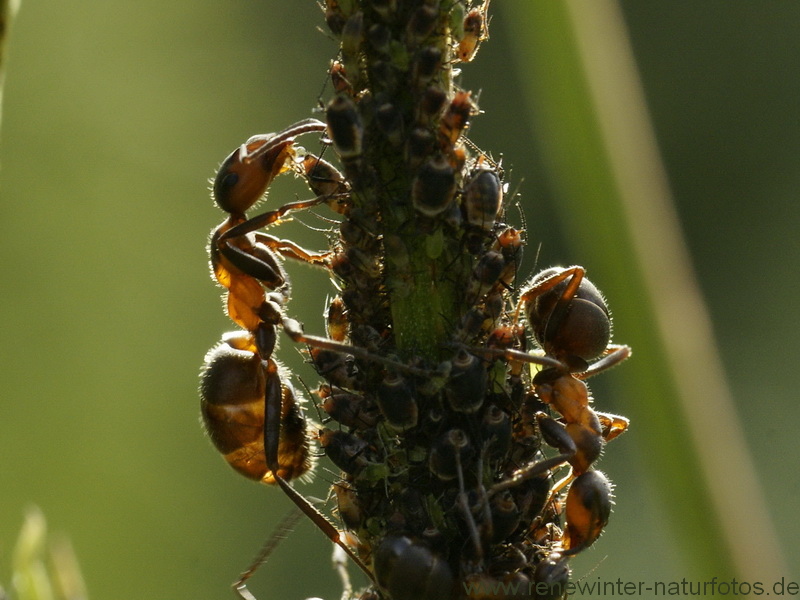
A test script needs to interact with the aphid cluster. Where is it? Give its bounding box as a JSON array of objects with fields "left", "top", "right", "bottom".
[{"left": 199, "top": 2, "right": 630, "bottom": 599}]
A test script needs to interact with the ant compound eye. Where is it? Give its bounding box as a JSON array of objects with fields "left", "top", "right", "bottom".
[
  {"left": 213, "top": 171, "right": 240, "bottom": 210},
  {"left": 212, "top": 146, "right": 274, "bottom": 216}
]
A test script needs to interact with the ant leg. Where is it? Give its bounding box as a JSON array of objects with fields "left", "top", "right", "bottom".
[
  {"left": 331, "top": 544, "right": 353, "bottom": 600},
  {"left": 262, "top": 397, "right": 375, "bottom": 582},
  {"left": 467, "top": 345, "right": 566, "bottom": 373},
  {"left": 217, "top": 237, "right": 289, "bottom": 289},
  {"left": 596, "top": 411, "right": 630, "bottom": 443},
  {"left": 283, "top": 317, "right": 436, "bottom": 379},
  {"left": 488, "top": 414, "right": 576, "bottom": 498},
  {"left": 255, "top": 332, "right": 374, "bottom": 584},
  {"left": 271, "top": 474, "right": 375, "bottom": 584},
  {"left": 537, "top": 412, "right": 583, "bottom": 498},
  {"left": 517, "top": 268, "right": 587, "bottom": 360},
  {"left": 254, "top": 232, "right": 334, "bottom": 266},
  {"left": 220, "top": 195, "right": 331, "bottom": 243},
  {"left": 578, "top": 344, "right": 632, "bottom": 379},
  {"left": 210, "top": 219, "right": 289, "bottom": 295},
  {"left": 472, "top": 327, "right": 629, "bottom": 380},
  {"left": 488, "top": 453, "right": 568, "bottom": 497},
  {"left": 513, "top": 266, "right": 585, "bottom": 324},
  {"left": 232, "top": 508, "right": 304, "bottom": 600}
]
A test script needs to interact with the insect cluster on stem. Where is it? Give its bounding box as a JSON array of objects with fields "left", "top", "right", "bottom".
[{"left": 199, "top": 2, "right": 631, "bottom": 599}]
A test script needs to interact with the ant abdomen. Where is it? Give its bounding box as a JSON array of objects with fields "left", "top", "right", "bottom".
[
  {"left": 563, "top": 470, "right": 613, "bottom": 554},
  {"left": 200, "top": 333, "right": 312, "bottom": 484}
]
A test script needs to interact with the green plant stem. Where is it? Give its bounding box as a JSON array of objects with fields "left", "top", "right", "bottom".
[{"left": 362, "top": 16, "right": 467, "bottom": 361}]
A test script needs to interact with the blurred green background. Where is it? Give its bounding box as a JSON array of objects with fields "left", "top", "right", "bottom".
[{"left": 1, "top": 1, "right": 798, "bottom": 599}]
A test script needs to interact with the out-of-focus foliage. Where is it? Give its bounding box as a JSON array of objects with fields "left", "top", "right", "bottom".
[
  {"left": 6, "top": 508, "right": 87, "bottom": 600},
  {"left": 0, "top": 1, "right": 797, "bottom": 599}
]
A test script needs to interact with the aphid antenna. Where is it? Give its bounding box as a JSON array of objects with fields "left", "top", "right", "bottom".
[
  {"left": 313, "top": 52, "right": 337, "bottom": 105},
  {"left": 499, "top": 179, "right": 525, "bottom": 218}
]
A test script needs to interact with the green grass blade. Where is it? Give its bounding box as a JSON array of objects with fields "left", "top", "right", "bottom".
[
  {"left": 0, "top": 0, "right": 20, "bottom": 134},
  {"left": 501, "top": 0, "right": 785, "bottom": 582}
]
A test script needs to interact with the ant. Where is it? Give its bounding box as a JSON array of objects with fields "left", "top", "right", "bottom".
[
  {"left": 478, "top": 265, "right": 630, "bottom": 556},
  {"left": 200, "top": 119, "right": 380, "bottom": 587},
  {"left": 201, "top": 119, "right": 436, "bottom": 595}
]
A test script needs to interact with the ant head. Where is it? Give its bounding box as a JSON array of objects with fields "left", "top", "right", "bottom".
[
  {"left": 212, "top": 119, "right": 326, "bottom": 215},
  {"left": 212, "top": 137, "right": 294, "bottom": 215}
]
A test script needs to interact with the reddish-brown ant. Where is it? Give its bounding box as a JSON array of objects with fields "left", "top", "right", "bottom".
[
  {"left": 201, "top": 119, "right": 382, "bottom": 588},
  {"left": 202, "top": 119, "right": 443, "bottom": 595},
  {"left": 478, "top": 266, "right": 630, "bottom": 557}
]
